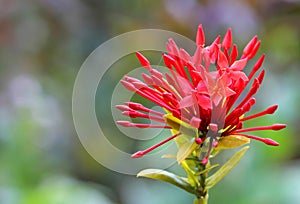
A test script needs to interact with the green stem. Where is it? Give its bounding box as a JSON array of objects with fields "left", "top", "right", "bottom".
[
  {"left": 195, "top": 149, "right": 209, "bottom": 204},
  {"left": 194, "top": 194, "right": 208, "bottom": 204},
  {"left": 198, "top": 163, "right": 208, "bottom": 198}
]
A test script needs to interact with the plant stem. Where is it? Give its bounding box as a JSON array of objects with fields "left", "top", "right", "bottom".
[
  {"left": 195, "top": 149, "right": 209, "bottom": 204},
  {"left": 198, "top": 163, "right": 208, "bottom": 198},
  {"left": 194, "top": 194, "right": 208, "bottom": 204}
]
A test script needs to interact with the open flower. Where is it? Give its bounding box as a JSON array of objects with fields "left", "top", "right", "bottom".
[{"left": 116, "top": 25, "right": 286, "bottom": 164}]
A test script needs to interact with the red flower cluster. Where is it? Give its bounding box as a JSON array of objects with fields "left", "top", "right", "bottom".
[{"left": 116, "top": 25, "right": 286, "bottom": 163}]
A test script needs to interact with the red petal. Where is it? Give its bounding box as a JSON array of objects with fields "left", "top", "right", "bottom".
[
  {"left": 163, "top": 53, "right": 176, "bottom": 69},
  {"left": 196, "top": 94, "right": 212, "bottom": 110},
  {"left": 151, "top": 75, "right": 163, "bottom": 87},
  {"left": 230, "top": 44, "right": 238, "bottom": 65},
  {"left": 243, "top": 36, "right": 258, "bottom": 56},
  {"left": 257, "top": 69, "right": 265, "bottom": 84},
  {"left": 263, "top": 138, "right": 279, "bottom": 146},
  {"left": 230, "top": 71, "right": 248, "bottom": 82},
  {"left": 236, "top": 79, "right": 260, "bottom": 109},
  {"left": 230, "top": 58, "right": 247, "bottom": 71},
  {"left": 176, "top": 75, "right": 193, "bottom": 95},
  {"left": 272, "top": 124, "right": 286, "bottom": 130},
  {"left": 212, "top": 35, "right": 221, "bottom": 45},
  {"left": 217, "top": 50, "right": 229, "bottom": 69},
  {"left": 142, "top": 73, "right": 154, "bottom": 85},
  {"left": 212, "top": 93, "right": 223, "bottom": 106},
  {"left": 125, "top": 102, "right": 165, "bottom": 116},
  {"left": 196, "top": 24, "right": 205, "bottom": 46},
  {"left": 248, "top": 54, "right": 265, "bottom": 80},
  {"left": 193, "top": 46, "right": 203, "bottom": 67},
  {"left": 150, "top": 69, "right": 163, "bottom": 79},
  {"left": 116, "top": 105, "right": 131, "bottom": 111},
  {"left": 131, "top": 151, "right": 144, "bottom": 158},
  {"left": 136, "top": 52, "right": 151, "bottom": 70},
  {"left": 121, "top": 80, "right": 136, "bottom": 92},
  {"left": 180, "top": 48, "right": 192, "bottom": 63},
  {"left": 117, "top": 121, "right": 132, "bottom": 127},
  {"left": 247, "top": 41, "right": 261, "bottom": 59},
  {"left": 179, "top": 95, "right": 195, "bottom": 108},
  {"left": 224, "top": 87, "right": 236, "bottom": 97},
  {"left": 222, "top": 28, "right": 232, "bottom": 50}
]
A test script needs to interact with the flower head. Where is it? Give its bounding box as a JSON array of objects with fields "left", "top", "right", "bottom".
[{"left": 116, "top": 25, "right": 286, "bottom": 163}]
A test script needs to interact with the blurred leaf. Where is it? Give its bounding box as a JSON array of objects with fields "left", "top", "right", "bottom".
[
  {"left": 206, "top": 146, "right": 249, "bottom": 189},
  {"left": 177, "top": 138, "right": 198, "bottom": 164},
  {"left": 137, "top": 169, "right": 197, "bottom": 195},
  {"left": 217, "top": 135, "right": 250, "bottom": 149}
]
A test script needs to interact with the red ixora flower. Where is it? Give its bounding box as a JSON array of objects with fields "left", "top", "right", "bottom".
[{"left": 116, "top": 25, "right": 286, "bottom": 164}]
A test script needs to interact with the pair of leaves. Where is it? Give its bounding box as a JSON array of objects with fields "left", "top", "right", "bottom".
[{"left": 137, "top": 146, "right": 249, "bottom": 195}]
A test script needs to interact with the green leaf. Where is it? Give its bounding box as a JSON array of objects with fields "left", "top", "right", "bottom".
[
  {"left": 177, "top": 138, "right": 198, "bottom": 164},
  {"left": 205, "top": 146, "right": 249, "bottom": 189},
  {"left": 217, "top": 135, "right": 250, "bottom": 149},
  {"left": 137, "top": 169, "right": 197, "bottom": 195}
]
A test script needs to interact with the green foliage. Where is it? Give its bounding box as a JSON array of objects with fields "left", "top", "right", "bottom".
[{"left": 137, "top": 169, "right": 197, "bottom": 195}]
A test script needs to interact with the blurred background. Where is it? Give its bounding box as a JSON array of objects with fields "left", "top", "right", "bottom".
[{"left": 0, "top": 0, "right": 300, "bottom": 203}]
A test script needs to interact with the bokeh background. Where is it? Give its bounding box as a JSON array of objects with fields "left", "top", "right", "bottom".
[{"left": 1, "top": 0, "right": 300, "bottom": 203}]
